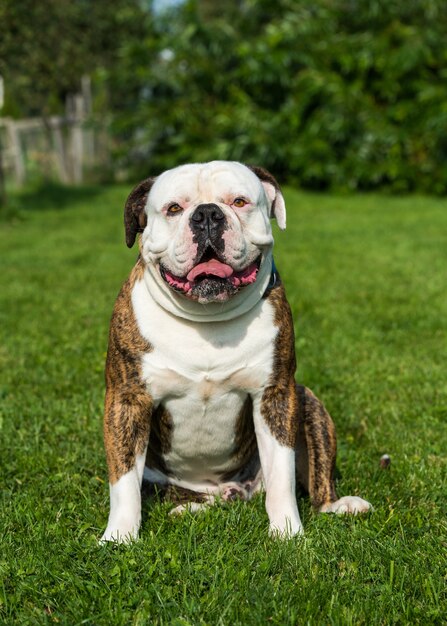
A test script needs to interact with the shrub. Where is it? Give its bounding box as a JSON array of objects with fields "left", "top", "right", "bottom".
[{"left": 108, "top": 0, "right": 447, "bottom": 192}]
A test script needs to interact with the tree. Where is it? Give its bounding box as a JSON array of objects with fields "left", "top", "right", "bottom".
[
  {"left": 0, "top": 0, "right": 149, "bottom": 117},
  {"left": 107, "top": 0, "right": 447, "bottom": 193}
]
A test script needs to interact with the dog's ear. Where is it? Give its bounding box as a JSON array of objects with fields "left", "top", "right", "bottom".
[
  {"left": 124, "top": 177, "right": 156, "bottom": 248},
  {"left": 248, "top": 165, "right": 286, "bottom": 230}
]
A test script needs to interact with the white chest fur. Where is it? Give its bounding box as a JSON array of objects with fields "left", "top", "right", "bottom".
[{"left": 131, "top": 278, "right": 277, "bottom": 480}]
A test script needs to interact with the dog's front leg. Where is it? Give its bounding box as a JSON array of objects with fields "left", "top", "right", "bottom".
[
  {"left": 101, "top": 387, "right": 152, "bottom": 543},
  {"left": 252, "top": 382, "right": 303, "bottom": 537}
]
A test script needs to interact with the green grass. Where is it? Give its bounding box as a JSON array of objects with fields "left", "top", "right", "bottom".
[{"left": 1, "top": 184, "right": 446, "bottom": 625}]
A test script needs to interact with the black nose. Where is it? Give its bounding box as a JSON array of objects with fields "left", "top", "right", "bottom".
[{"left": 190, "top": 203, "right": 225, "bottom": 235}]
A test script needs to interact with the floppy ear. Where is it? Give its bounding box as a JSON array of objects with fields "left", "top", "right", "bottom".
[
  {"left": 124, "top": 177, "right": 156, "bottom": 248},
  {"left": 247, "top": 165, "right": 286, "bottom": 230}
]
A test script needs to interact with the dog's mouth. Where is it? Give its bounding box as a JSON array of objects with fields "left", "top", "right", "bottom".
[{"left": 159, "top": 248, "right": 262, "bottom": 302}]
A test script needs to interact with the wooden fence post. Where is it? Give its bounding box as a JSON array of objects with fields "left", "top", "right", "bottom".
[
  {"left": 66, "top": 93, "right": 84, "bottom": 184},
  {"left": 0, "top": 76, "right": 106, "bottom": 189},
  {"left": 0, "top": 75, "right": 6, "bottom": 205},
  {"left": 51, "top": 118, "right": 70, "bottom": 184},
  {"left": 5, "top": 120, "right": 26, "bottom": 186}
]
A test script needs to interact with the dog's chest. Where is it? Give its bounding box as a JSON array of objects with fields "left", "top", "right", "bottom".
[{"left": 131, "top": 279, "right": 277, "bottom": 477}]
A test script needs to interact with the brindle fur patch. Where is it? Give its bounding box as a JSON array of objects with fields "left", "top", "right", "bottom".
[
  {"left": 260, "top": 279, "right": 298, "bottom": 448},
  {"left": 145, "top": 404, "right": 174, "bottom": 475},
  {"left": 295, "top": 385, "right": 338, "bottom": 509},
  {"left": 104, "top": 258, "right": 153, "bottom": 483},
  {"left": 232, "top": 395, "right": 256, "bottom": 466},
  {"left": 220, "top": 395, "right": 259, "bottom": 482},
  {"left": 163, "top": 485, "right": 209, "bottom": 505}
]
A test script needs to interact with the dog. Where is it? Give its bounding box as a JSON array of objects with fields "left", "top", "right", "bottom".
[{"left": 101, "top": 161, "right": 371, "bottom": 542}]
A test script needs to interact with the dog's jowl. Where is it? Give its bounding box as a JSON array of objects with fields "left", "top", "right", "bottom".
[{"left": 101, "top": 161, "right": 371, "bottom": 543}]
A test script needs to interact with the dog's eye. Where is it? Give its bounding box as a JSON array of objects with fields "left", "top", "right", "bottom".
[
  {"left": 167, "top": 203, "right": 183, "bottom": 215},
  {"left": 233, "top": 198, "right": 247, "bottom": 208}
]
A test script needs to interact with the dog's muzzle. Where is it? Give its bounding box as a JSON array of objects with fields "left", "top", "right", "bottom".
[
  {"left": 190, "top": 203, "right": 227, "bottom": 260},
  {"left": 158, "top": 202, "right": 262, "bottom": 303},
  {"left": 190, "top": 203, "right": 225, "bottom": 238}
]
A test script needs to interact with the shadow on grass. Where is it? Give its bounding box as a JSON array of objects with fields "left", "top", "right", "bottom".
[
  {"left": 1, "top": 181, "right": 105, "bottom": 220},
  {"left": 141, "top": 481, "right": 208, "bottom": 511}
]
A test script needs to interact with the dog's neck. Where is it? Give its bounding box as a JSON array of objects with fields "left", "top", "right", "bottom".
[{"left": 142, "top": 252, "right": 274, "bottom": 323}]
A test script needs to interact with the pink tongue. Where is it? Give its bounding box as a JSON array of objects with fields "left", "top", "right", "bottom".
[{"left": 187, "top": 259, "right": 234, "bottom": 281}]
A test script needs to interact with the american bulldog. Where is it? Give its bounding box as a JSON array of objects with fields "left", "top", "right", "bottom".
[{"left": 101, "top": 161, "right": 371, "bottom": 542}]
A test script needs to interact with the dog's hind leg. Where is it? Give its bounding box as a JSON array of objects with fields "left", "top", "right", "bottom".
[
  {"left": 295, "top": 384, "right": 337, "bottom": 509},
  {"left": 169, "top": 500, "right": 215, "bottom": 516},
  {"left": 166, "top": 481, "right": 254, "bottom": 516},
  {"left": 295, "top": 385, "right": 371, "bottom": 514}
]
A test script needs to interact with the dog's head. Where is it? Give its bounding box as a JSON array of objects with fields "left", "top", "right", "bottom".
[{"left": 124, "top": 161, "right": 286, "bottom": 304}]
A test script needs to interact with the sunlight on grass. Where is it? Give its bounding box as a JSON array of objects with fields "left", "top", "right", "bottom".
[{"left": 1, "top": 186, "right": 446, "bottom": 624}]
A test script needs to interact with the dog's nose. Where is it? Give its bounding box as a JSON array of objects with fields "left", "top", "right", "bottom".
[{"left": 190, "top": 204, "right": 225, "bottom": 234}]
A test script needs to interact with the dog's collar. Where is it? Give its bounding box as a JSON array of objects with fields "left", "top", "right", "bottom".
[
  {"left": 143, "top": 252, "right": 274, "bottom": 323},
  {"left": 268, "top": 257, "right": 278, "bottom": 289}
]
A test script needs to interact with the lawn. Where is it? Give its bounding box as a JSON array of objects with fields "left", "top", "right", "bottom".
[{"left": 0, "top": 184, "right": 446, "bottom": 625}]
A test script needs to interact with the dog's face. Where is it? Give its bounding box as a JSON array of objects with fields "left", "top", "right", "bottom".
[{"left": 124, "top": 161, "right": 286, "bottom": 304}]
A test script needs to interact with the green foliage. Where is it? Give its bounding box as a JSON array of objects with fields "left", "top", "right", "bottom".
[
  {"left": 3, "top": 0, "right": 446, "bottom": 191},
  {"left": 1, "top": 185, "right": 447, "bottom": 623},
  {"left": 108, "top": 0, "right": 447, "bottom": 192},
  {"left": 0, "top": 0, "right": 149, "bottom": 117}
]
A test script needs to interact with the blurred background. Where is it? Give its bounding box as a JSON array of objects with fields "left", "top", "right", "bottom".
[
  {"left": 1, "top": 0, "right": 447, "bottom": 201},
  {"left": 1, "top": 5, "right": 447, "bottom": 622}
]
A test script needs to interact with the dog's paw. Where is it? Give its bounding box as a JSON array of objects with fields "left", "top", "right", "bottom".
[
  {"left": 99, "top": 528, "right": 138, "bottom": 544},
  {"left": 169, "top": 502, "right": 211, "bottom": 516},
  {"left": 220, "top": 482, "right": 249, "bottom": 501},
  {"left": 269, "top": 522, "right": 304, "bottom": 539},
  {"left": 268, "top": 515, "right": 304, "bottom": 539},
  {"left": 320, "top": 496, "right": 372, "bottom": 515},
  {"left": 100, "top": 520, "right": 139, "bottom": 544}
]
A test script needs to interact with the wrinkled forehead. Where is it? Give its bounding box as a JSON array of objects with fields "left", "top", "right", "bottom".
[{"left": 148, "top": 161, "right": 264, "bottom": 207}]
